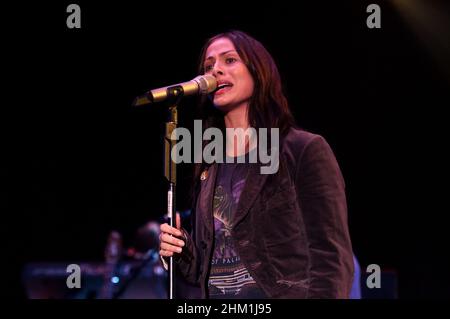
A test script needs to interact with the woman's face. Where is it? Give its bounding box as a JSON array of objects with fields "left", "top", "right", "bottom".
[{"left": 204, "top": 37, "right": 254, "bottom": 112}]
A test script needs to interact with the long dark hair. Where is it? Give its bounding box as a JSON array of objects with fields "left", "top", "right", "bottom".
[{"left": 192, "top": 30, "right": 295, "bottom": 197}]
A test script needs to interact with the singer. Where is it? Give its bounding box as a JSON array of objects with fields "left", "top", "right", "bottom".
[{"left": 159, "top": 30, "right": 354, "bottom": 298}]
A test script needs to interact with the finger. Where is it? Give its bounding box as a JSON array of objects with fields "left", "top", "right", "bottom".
[
  {"left": 160, "top": 223, "right": 182, "bottom": 237},
  {"left": 159, "top": 249, "right": 173, "bottom": 257},
  {"left": 160, "top": 242, "right": 183, "bottom": 253},
  {"left": 161, "top": 233, "right": 185, "bottom": 247}
]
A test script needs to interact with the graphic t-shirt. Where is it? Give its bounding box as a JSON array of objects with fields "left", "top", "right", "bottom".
[{"left": 208, "top": 155, "right": 266, "bottom": 299}]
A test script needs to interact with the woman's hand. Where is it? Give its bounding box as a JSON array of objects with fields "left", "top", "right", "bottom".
[{"left": 159, "top": 213, "right": 185, "bottom": 258}]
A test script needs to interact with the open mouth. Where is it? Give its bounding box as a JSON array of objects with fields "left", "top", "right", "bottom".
[{"left": 214, "top": 82, "right": 233, "bottom": 95}]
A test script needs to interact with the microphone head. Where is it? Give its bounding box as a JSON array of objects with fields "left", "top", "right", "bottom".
[{"left": 192, "top": 74, "right": 217, "bottom": 95}]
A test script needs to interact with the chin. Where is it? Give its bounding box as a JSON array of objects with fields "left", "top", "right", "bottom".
[
  {"left": 213, "top": 99, "right": 231, "bottom": 111},
  {"left": 213, "top": 103, "right": 232, "bottom": 113}
]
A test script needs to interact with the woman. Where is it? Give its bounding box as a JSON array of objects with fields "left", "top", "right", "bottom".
[{"left": 159, "top": 30, "right": 354, "bottom": 299}]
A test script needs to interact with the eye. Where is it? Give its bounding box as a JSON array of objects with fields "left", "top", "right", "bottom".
[
  {"left": 204, "top": 64, "right": 213, "bottom": 72},
  {"left": 225, "top": 57, "right": 237, "bottom": 64}
]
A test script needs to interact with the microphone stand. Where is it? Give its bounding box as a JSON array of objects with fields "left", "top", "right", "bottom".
[{"left": 163, "top": 86, "right": 183, "bottom": 299}]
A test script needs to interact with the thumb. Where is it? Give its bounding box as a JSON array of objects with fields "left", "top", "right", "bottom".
[{"left": 176, "top": 212, "right": 181, "bottom": 230}]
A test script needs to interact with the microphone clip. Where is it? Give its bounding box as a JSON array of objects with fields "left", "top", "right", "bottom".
[{"left": 160, "top": 85, "right": 184, "bottom": 106}]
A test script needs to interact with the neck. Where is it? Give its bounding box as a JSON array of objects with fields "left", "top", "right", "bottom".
[
  {"left": 224, "top": 103, "right": 253, "bottom": 157},
  {"left": 224, "top": 103, "right": 249, "bottom": 129}
]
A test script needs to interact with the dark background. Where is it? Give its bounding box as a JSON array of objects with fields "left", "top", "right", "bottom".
[{"left": 1, "top": 0, "right": 449, "bottom": 298}]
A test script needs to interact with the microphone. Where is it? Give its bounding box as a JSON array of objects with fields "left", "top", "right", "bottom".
[{"left": 133, "top": 74, "right": 217, "bottom": 106}]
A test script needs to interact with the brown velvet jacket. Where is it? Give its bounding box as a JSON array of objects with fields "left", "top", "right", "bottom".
[{"left": 175, "top": 128, "right": 354, "bottom": 298}]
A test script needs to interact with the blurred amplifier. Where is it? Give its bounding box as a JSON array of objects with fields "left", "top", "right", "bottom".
[{"left": 22, "top": 258, "right": 167, "bottom": 299}]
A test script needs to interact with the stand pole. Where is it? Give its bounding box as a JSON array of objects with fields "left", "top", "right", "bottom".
[{"left": 164, "top": 87, "right": 182, "bottom": 299}]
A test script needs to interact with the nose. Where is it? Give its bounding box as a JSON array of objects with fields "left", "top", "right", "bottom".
[{"left": 212, "top": 62, "right": 224, "bottom": 77}]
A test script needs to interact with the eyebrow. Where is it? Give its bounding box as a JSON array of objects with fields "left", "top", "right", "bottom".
[{"left": 204, "top": 50, "right": 238, "bottom": 62}]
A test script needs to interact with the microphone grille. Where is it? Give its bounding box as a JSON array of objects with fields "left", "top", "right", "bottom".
[{"left": 193, "top": 74, "right": 217, "bottom": 95}]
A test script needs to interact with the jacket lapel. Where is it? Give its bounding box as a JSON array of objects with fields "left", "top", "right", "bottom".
[
  {"left": 233, "top": 163, "right": 269, "bottom": 228},
  {"left": 198, "top": 162, "right": 269, "bottom": 230},
  {"left": 198, "top": 164, "right": 218, "bottom": 231}
]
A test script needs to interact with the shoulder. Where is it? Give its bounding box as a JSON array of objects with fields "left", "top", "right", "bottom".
[
  {"left": 281, "top": 127, "right": 329, "bottom": 159},
  {"left": 281, "top": 127, "right": 337, "bottom": 178}
]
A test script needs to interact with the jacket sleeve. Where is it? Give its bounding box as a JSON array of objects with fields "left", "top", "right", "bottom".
[
  {"left": 173, "top": 226, "right": 201, "bottom": 286},
  {"left": 295, "top": 135, "right": 354, "bottom": 298},
  {"left": 160, "top": 227, "right": 199, "bottom": 286}
]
